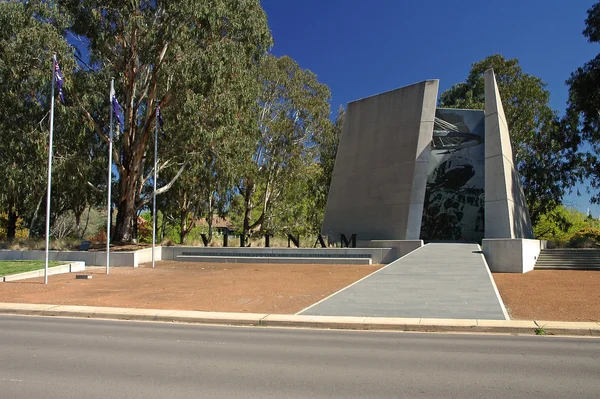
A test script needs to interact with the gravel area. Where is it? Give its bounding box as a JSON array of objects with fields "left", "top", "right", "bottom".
[
  {"left": 0, "top": 261, "right": 381, "bottom": 314},
  {"left": 493, "top": 270, "right": 600, "bottom": 322}
]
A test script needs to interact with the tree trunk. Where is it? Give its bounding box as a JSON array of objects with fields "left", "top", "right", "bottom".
[
  {"left": 74, "top": 209, "right": 83, "bottom": 237},
  {"left": 160, "top": 211, "right": 166, "bottom": 241},
  {"left": 7, "top": 209, "right": 17, "bottom": 241},
  {"left": 179, "top": 210, "right": 190, "bottom": 244},
  {"left": 28, "top": 195, "right": 44, "bottom": 238},
  {"left": 207, "top": 193, "right": 214, "bottom": 241},
  {"left": 80, "top": 205, "right": 92, "bottom": 239},
  {"left": 242, "top": 180, "right": 254, "bottom": 236},
  {"left": 132, "top": 212, "right": 138, "bottom": 243},
  {"left": 114, "top": 166, "right": 140, "bottom": 243}
]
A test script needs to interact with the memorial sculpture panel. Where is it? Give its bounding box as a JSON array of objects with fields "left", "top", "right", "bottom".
[{"left": 322, "top": 69, "right": 533, "bottom": 242}]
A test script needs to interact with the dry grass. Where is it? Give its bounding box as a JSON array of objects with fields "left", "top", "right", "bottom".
[{"left": 0, "top": 238, "right": 81, "bottom": 251}]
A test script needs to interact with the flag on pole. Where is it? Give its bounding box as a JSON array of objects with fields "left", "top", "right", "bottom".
[
  {"left": 156, "top": 105, "right": 164, "bottom": 129},
  {"left": 54, "top": 60, "right": 65, "bottom": 104},
  {"left": 157, "top": 105, "right": 166, "bottom": 138},
  {"left": 110, "top": 86, "right": 123, "bottom": 126}
]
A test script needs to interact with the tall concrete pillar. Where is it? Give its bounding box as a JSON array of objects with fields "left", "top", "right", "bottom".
[
  {"left": 484, "top": 69, "right": 533, "bottom": 238},
  {"left": 321, "top": 80, "right": 439, "bottom": 241}
]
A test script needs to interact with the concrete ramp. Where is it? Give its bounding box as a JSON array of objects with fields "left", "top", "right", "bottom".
[{"left": 300, "top": 243, "right": 507, "bottom": 320}]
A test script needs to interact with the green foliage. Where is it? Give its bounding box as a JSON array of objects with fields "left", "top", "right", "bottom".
[
  {"left": 535, "top": 326, "right": 547, "bottom": 336},
  {"left": 0, "top": 0, "right": 78, "bottom": 239},
  {"left": 534, "top": 205, "right": 600, "bottom": 247},
  {"left": 58, "top": 0, "right": 273, "bottom": 242},
  {"left": 0, "top": 213, "right": 28, "bottom": 240},
  {"left": 0, "top": 1, "right": 337, "bottom": 245},
  {"left": 234, "top": 54, "right": 333, "bottom": 236},
  {"left": 440, "top": 54, "right": 583, "bottom": 226},
  {"left": 566, "top": 2, "right": 600, "bottom": 204},
  {"left": 569, "top": 227, "right": 600, "bottom": 248}
]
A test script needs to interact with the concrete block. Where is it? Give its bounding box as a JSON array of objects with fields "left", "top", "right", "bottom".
[
  {"left": 169, "top": 310, "right": 267, "bottom": 326},
  {"left": 0, "top": 250, "right": 24, "bottom": 260},
  {"left": 161, "top": 246, "right": 175, "bottom": 261},
  {"left": 359, "top": 240, "right": 423, "bottom": 263},
  {"left": 535, "top": 320, "right": 600, "bottom": 336},
  {"left": 363, "top": 317, "right": 421, "bottom": 330},
  {"left": 485, "top": 154, "right": 514, "bottom": 203},
  {"left": 484, "top": 115, "right": 513, "bottom": 161},
  {"left": 483, "top": 239, "right": 543, "bottom": 273},
  {"left": 484, "top": 200, "right": 512, "bottom": 239},
  {"left": 0, "top": 302, "right": 57, "bottom": 316},
  {"left": 43, "top": 305, "right": 136, "bottom": 319},
  {"left": 322, "top": 80, "right": 439, "bottom": 241},
  {"left": 477, "top": 319, "right": 537, "bottom": 328},
  {"left": 484, "top": 69, "right": 533, "bottom": 239},
  {"left": 260, "top": 314, "right": 366, "bottom": 329},
  {"left": 420, "top": 318, "right": 478, "bottom": 327}
]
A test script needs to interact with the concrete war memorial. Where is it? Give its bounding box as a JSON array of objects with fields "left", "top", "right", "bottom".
[
  {"left": 0, "top": 70, "right": 574, "bottom": 321},
  {"left": 321, "top": 69, "right": 543, "bottom": 273},
  {"left": 1, "top": 69, "right": 543, "bottom": 275}
]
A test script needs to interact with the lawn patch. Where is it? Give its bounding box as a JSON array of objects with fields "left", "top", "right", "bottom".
[{"left": 0, "top": 261, "right": 64, "bottom": 277}]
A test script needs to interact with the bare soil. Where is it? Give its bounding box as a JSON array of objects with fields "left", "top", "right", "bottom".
[
  {"left": 0, "top": 261, "right": 381, "bottom": 314},
  {"left": 493, "top": 270, "right": 600, "bottom": 322},
  {"left": 1, "top": 262, "right": 597, "bottom": 321},
  {"left": 88, "top": 242, "right": 151, "bottom": 252}
]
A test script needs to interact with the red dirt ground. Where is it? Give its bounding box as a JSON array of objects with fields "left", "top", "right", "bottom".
[
  {"left": 1, "top": 262, "right": 598, "bottom": 321},
  {"left": 493, "top": 270, "right": 600, "bottom": 322},
  {"left": 0, "top": 261, "right": 381, "bottom": 314}
]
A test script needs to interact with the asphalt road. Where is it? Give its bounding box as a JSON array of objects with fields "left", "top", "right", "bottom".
[{"left": 0, "top": 316, "right": 598, "bottom": 399}]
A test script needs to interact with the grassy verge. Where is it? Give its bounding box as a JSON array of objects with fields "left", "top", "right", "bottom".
[{"left": 0, "top": 260, "right": 64, "bottom": 277}]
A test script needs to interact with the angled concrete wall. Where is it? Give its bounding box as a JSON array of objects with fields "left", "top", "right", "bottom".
[
  {"left": 322, "top": 80, "right": 439, "bottom": 241},
  {"left": 484, "top": 69, "right": 533, "bottom": 239}
]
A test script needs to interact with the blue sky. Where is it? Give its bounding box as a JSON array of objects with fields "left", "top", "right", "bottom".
[{"left": 261, "top": 0, "right": 599, "bottom": 215}]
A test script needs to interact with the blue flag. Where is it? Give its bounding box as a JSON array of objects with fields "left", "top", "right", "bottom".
[
  {"left": 157, "top": 105, "right": 166, "bottom": 138},
  {"left": 110, "top": 86, "right": 123, "bottom": 126},
  {"left": 156, "top": 105, "right": 164, "bottom": 129},
  {"left": 55, "top": 60, "right": 65, "bottom": 104}
]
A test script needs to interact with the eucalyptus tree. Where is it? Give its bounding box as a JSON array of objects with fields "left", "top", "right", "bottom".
[
  {"left": 307, "top": 106, "right": 344, "bottom": 233},
  {"left": 566, "top": 1, "right": 600, "bottom": 204},
  {"left": 236, "top": 55, "right": 332, "bottom": 236},
  {"left": 0, "top": 0, "right": 75, "bottom": 240},
  {"left": 59, "top": 0, "right": 272, "bottom": 242},
  {"left": 440, "top": 54, "right": 582, "bottom": 225}
]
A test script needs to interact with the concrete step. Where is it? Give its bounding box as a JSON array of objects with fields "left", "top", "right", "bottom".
[
  {"left": 538, "top": 260, "right": 600, "bottom": 262},
  {"left": 534, "top": 249, "right": 600, "bottom": 270},
  {"left": 535, "top": 265, "right": 600, "bottom": 270},
  {"left": 538, "top": 254, "right": 600, "bottom": 257}
]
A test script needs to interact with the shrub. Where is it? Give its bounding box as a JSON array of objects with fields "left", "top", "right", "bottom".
[{"left": 568, "top": 227, "right": 600, "bottom": 248}]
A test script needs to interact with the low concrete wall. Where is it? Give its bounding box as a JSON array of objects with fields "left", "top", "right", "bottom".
[
  {"left": 358, "top": 240, "right": 423, "bottom": 263},
  {"left": 135, "top": 247, "right": 161, "bottom": 265},
  {"left": 482, "top": 239, "right": 547, "bottom": 273},
  {"left": 176, "top": 256, "right": 371, "bottom": 265},
  {"left": 162, "top": 246, "right": 392, "bottom": 264},
  {"left": 2, "top": 261, "right": 85, "bottom": 282},
  {"left": 0, "top": 250, "right": 140, "bottom": 267},
  {"left": 1, "top": 244, "right": 402, "bottom": 267}
]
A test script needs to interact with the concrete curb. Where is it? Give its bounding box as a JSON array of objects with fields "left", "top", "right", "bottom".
[
  {"left": 1, "top": 262, "right": 85, "bottom": 282},
  {"left": 0, "top": 303, "right": 598, "bottom": 336}
]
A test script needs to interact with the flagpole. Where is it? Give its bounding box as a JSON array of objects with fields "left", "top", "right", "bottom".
[
  {"left": 44, "top": 53, "right": 57, "bottom": 285},
  {"left": 152, "top": 107, "right": 158, "bottom": 268},
  {"left": 106, "top": 78, "right": 114, "bottom": 274}
]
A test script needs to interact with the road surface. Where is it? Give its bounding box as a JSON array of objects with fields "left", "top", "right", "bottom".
[{"left": 0, "top": 316, "right": 598, "bottom": 398}]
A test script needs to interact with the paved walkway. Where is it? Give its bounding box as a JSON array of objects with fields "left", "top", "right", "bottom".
[{"left": 300, "top": 243, "right": 507, "bottom": 320}]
